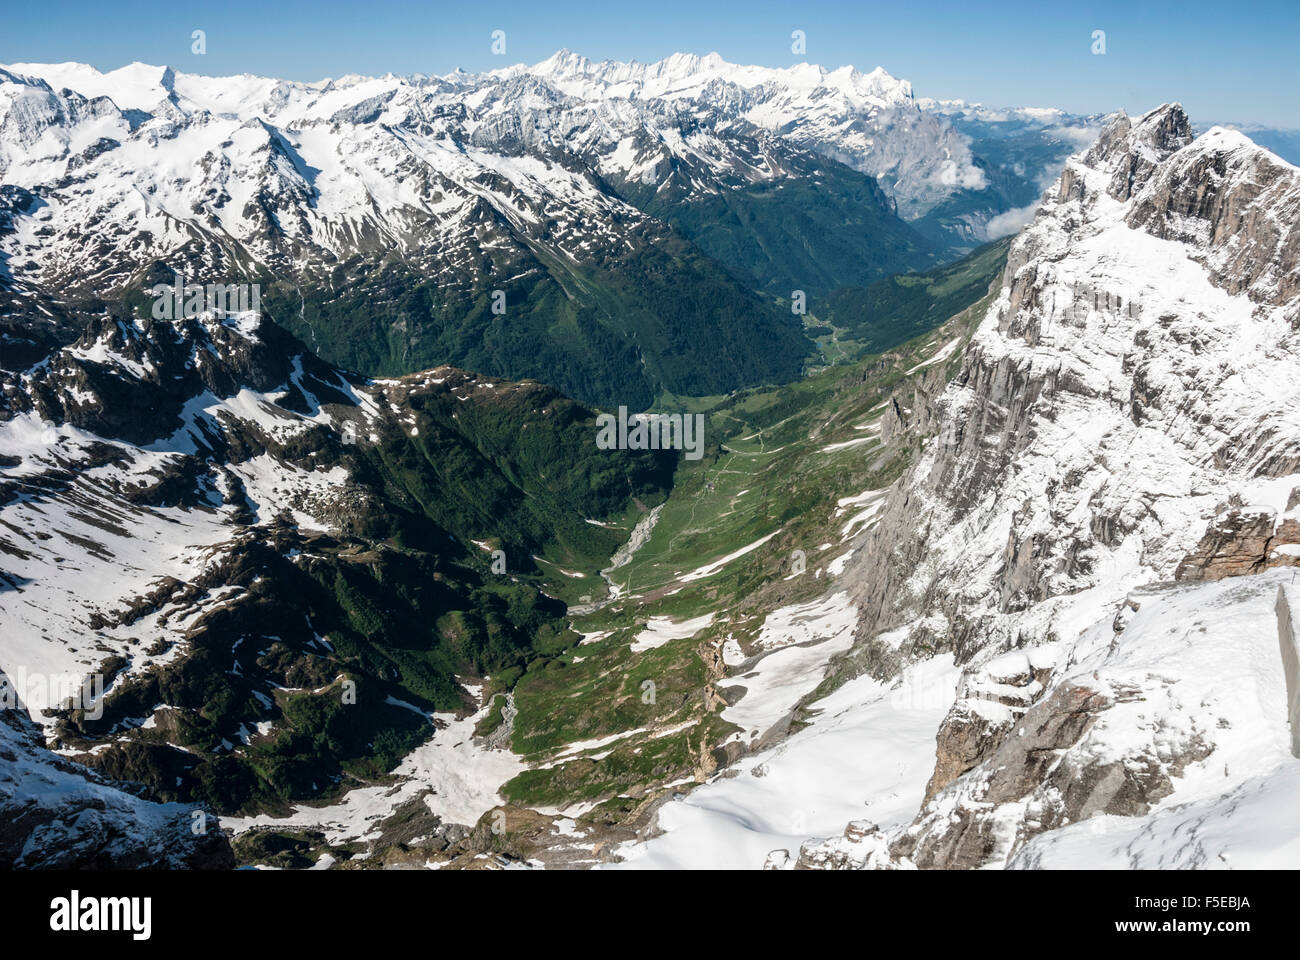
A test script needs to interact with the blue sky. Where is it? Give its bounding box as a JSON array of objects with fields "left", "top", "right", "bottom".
[{"left": 4, "top": 0, "right": 1296, "bottom": 126}]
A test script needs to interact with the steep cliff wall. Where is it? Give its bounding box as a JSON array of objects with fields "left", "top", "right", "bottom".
[{"left": 808, "top": 105, "right": 1300, "bottom": 868}]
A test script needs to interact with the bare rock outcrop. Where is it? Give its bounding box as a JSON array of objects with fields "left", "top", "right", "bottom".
[
  {"left": 1175, "top": 499, "right": 1300, "bottom": 581},
  {"left": 0, "top": 687, "right": 234, "bottom": 869},
  {"left": 884, "top": 676, "right": 1210, "bottom": 870},
  {"left": 924, "top": 650, "right": 1055, "bottom": 802}
]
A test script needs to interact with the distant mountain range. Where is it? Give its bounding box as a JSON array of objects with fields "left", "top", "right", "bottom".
[{"left": 1, "top": 52, "right": 1105, "bottom": 406}]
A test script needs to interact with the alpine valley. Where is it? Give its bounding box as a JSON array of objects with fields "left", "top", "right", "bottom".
[{"left": 2, "top": 49, "right": 1299, "bottom": 871}]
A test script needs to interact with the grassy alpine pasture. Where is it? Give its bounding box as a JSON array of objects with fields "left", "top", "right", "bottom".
[{"left": 494, "top": 283, "right": 997, "bottom": 815}]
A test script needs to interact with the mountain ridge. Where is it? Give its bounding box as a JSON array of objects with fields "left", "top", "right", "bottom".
[{"left": 790, "top": 103, "right": 1300, "bottom": 868}]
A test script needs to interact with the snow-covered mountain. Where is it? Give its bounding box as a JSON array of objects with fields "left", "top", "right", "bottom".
[
  {"left": 518, "top": 50, "right": 985, "bottom": 216},
  {"left": 1, "top": 49, "right": 1086, "bottom": 231},
  {"left": 0, "top": 52, "right": 1095, "bottom": 405},
  {"left": 791, "top": 104, "right": 1300, "bottom": 868}
]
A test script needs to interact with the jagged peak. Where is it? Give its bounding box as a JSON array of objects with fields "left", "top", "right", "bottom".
[
  {"left": 1088, "top": 102, "right": 1191, "bottom": 161},
  {"left": 533, "top": 48, "right": 589, "bottom": 75},
  {"left": 1129, "top": 102, "right": 1194, "bottom": 156},
  {"left": 1077, "top": 102, "right": 1195, "bottom": 200}
]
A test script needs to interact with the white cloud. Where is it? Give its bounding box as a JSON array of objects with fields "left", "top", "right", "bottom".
[
  {"left": 938, "top": 158, "right": 988, "bottom": 190},
  {"left": 985, "top": 201, "right": 1038, "bottom": 239}
]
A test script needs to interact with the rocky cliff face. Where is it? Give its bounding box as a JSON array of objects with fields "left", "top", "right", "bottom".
[
  {"left": 1, "top": 676, "right": 234, "bottom": 868},
  {"left": 811, "top": 105, "right": 1300, "bottom": 868}
]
